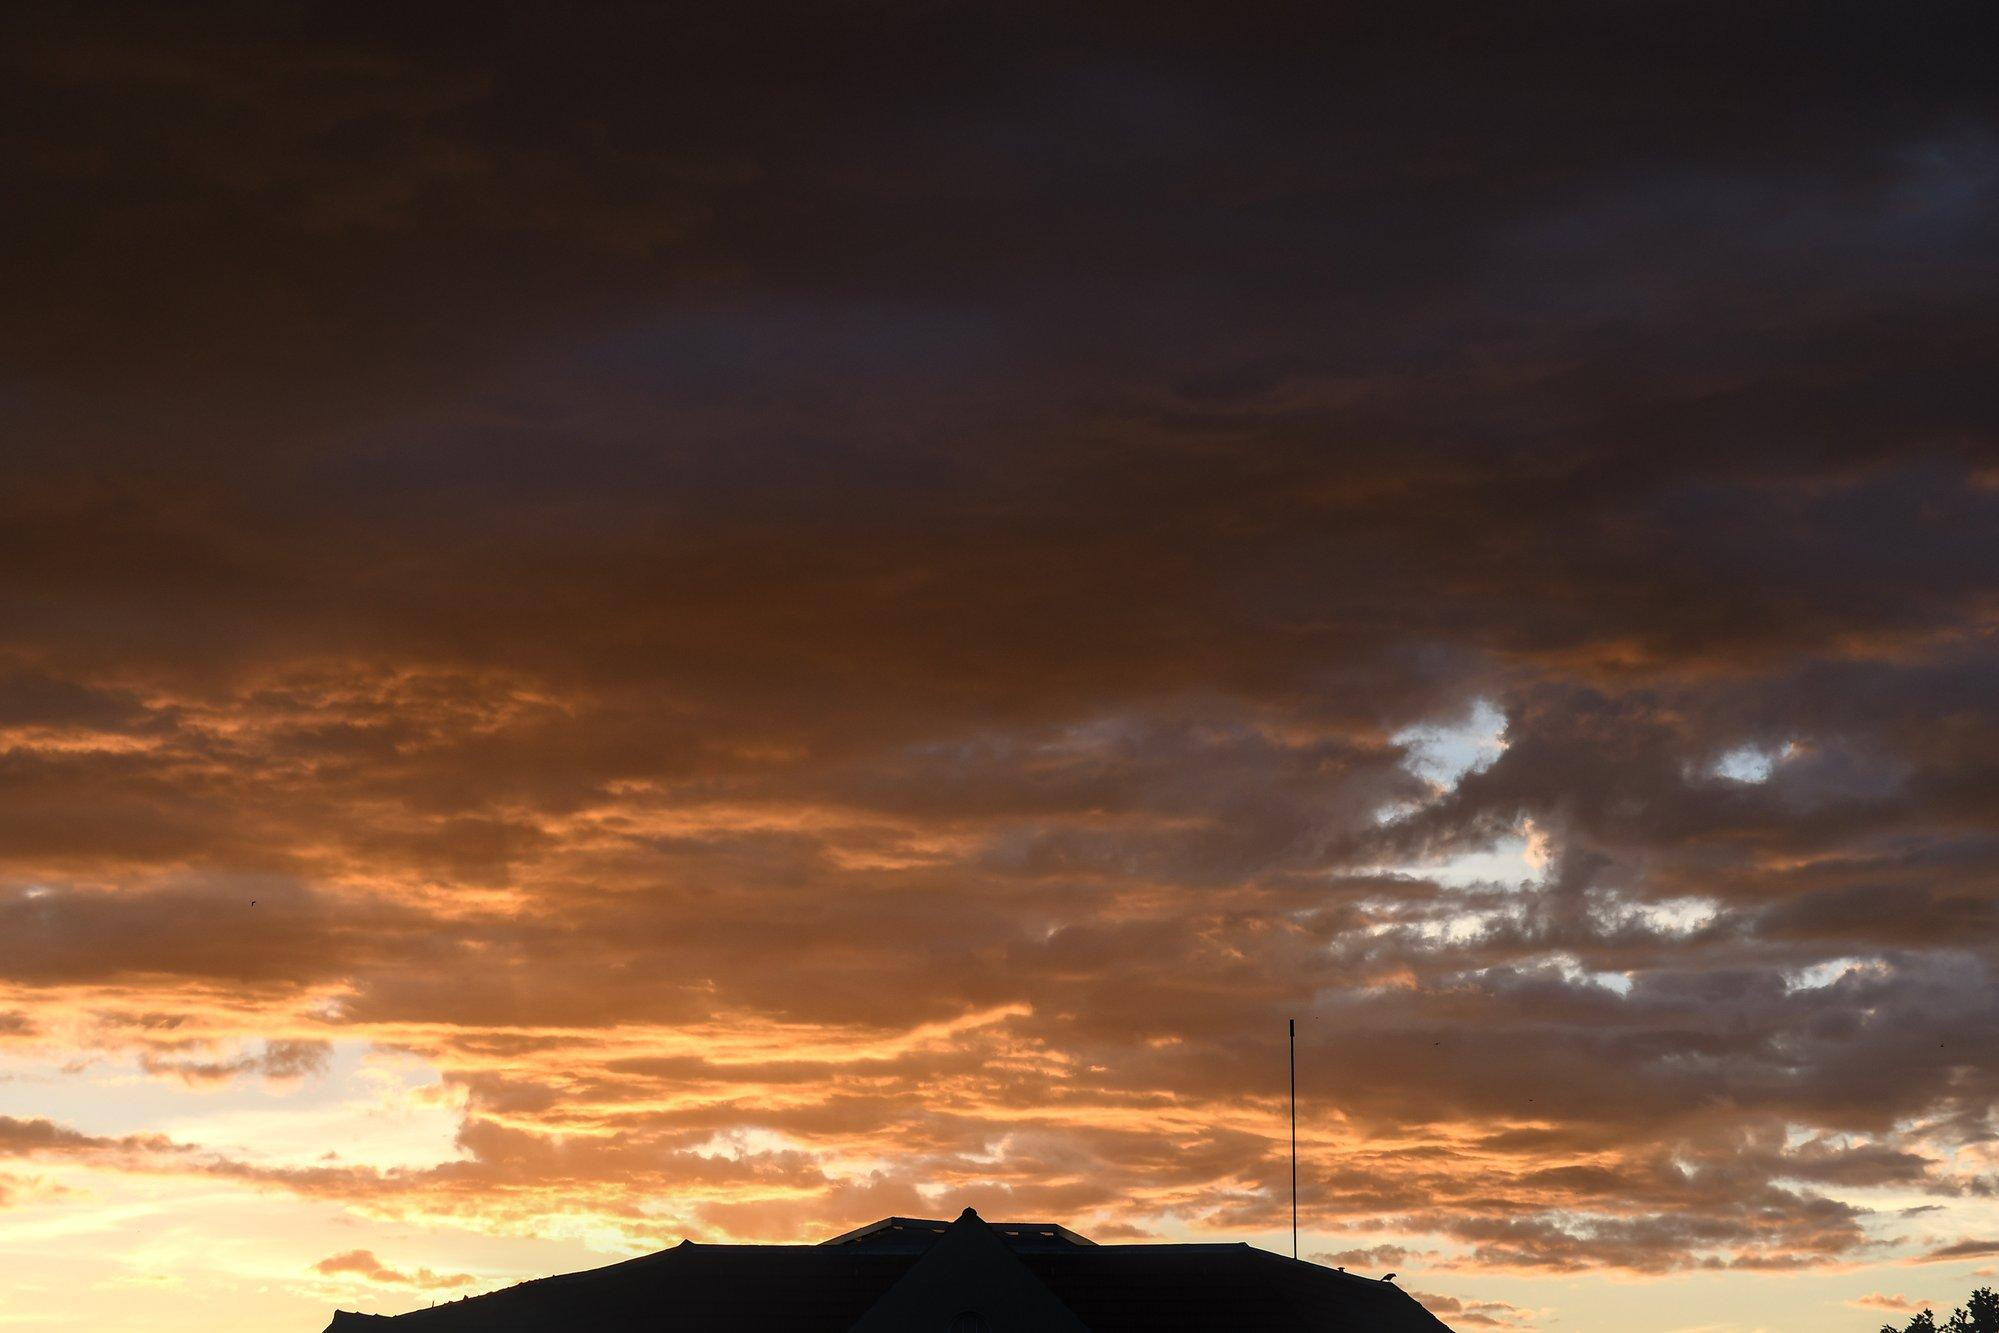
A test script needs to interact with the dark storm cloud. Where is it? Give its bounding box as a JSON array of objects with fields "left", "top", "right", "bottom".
[{"left": 2, "top": 0, "right": 1996, "bottom": 1282}]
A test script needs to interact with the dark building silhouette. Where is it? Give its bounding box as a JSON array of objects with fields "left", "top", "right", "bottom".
[{"left": 323, "top": 1207, "right": 1456, "bottom": 1331}]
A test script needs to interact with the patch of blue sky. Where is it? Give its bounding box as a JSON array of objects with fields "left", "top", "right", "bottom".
[
  {"left": 1616, "top": 896, "right": 1720, "bottom": 937},
  {"left": 1711, "top": 744, "right": 1779, "bottom": 783},
  {"left": 1394, "top": 698, "right": 1508, "bottom": 792},
  {"left": 1783, "top": 956, "right": 1892, "bottom": 991},
  {"left": 1368, "top": 828, "right": 1550, "bottom": 892}
]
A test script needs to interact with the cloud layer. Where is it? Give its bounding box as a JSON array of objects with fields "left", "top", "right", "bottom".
[{"left": 2, "top": 2, "right": 1997, "bottom": 1326}]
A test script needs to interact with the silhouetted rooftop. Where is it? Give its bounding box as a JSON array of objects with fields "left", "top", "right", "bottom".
[
  {"left": 322, "top": 1207, "right": 1454, "bottom": 1331},
  {"left": 822, "top": 1214, "right": 1098, "bottom": 1253}
]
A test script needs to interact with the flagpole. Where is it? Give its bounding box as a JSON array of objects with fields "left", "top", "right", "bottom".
[{"left": 1289, "top": 1017, "right": 1298, "bottom": 1259}]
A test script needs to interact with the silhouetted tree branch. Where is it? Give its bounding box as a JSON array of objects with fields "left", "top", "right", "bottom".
[{"left": 1878, "top": 1288, "right": 1999, "bottom": 1333}]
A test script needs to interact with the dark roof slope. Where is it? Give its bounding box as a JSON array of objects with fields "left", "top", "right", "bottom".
[
  {"left": 329, "top": 1244, "right": 918, "bottom": 1332},
  {"left": 321, "top": 1211, "right": 1454, "bottom": 1332},
  {"left": 1024, "top": 1243, "right": 1452, "bottom": 1331}
]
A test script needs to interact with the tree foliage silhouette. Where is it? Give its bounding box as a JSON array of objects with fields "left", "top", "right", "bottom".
[
  {"left": 1947, "top": 1287, "right": 1999, "bottom": 1333},
  {"left": 1878, "top": 1288, "right": 1999, "bottom": 1333}
]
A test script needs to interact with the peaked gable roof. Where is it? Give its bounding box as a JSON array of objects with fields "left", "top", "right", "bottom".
[
  {"left": 321, "top": 1210, "right": 1455, "bottom": 1332},
  {"left": 825, "top": 1214, "right": 1096, "bottom": 1253},
  {"left": 847, "top": 1208, "right": 1089, "bottom": 1333}
]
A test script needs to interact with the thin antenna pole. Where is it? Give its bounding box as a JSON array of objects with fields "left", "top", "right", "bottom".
[{"left": 1289, "top": 1017, "right": 1298, "bottom": 1259}]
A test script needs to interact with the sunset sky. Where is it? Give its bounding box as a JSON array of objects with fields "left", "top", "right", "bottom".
[{"left": 3, "top": 4, "right": 1998, "bottom": 1330}]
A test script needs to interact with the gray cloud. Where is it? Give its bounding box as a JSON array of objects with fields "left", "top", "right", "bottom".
[{"left": 1, "top": 0, "right": 1995, "bottom": 1290}]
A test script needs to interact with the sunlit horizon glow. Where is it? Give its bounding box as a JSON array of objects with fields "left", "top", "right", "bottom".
[
  {"left": 6, "top": 669, "right": 1998, "bottom": 1332},
  {"left": 5, "top": 5, "right": 1998, "bottom": 1331}
]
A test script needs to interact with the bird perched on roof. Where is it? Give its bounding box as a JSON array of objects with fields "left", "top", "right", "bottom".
[{"left": 1382, "top": 1273, "right": 1397, "bottom": 1283}]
